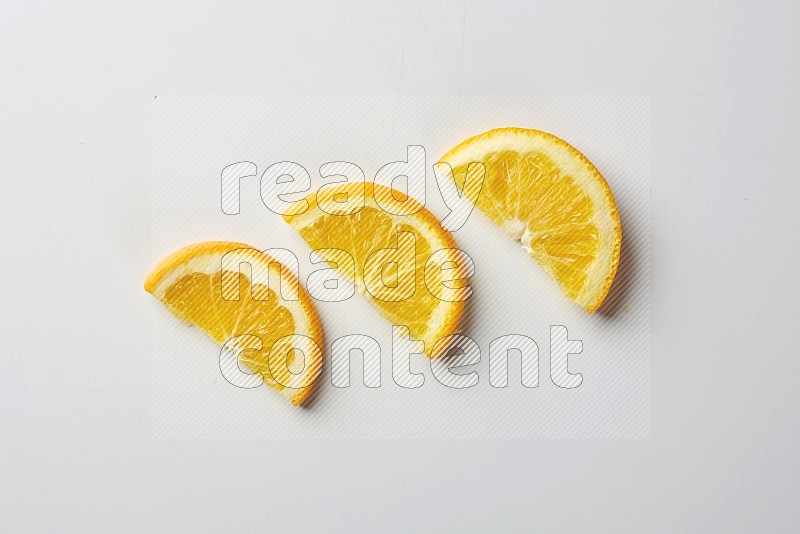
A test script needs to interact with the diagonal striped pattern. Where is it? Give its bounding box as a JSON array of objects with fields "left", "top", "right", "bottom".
[{"left": 150, "top": 94, "right": 650, "bottom": 439}]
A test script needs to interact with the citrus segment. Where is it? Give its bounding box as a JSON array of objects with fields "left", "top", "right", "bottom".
[
  {"left": 440, "top": 128, "right": 622, "bottom": 312},
  {"left": 283, "top": 183, "right": 465, "bottom": 359},
  {"left": 144, "top": 241, "right": 323, "bottom": 405}
]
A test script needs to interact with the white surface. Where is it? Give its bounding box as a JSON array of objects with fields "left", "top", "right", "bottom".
[{"left": 1, "top": 0, "right": 798, "bottom": 531}]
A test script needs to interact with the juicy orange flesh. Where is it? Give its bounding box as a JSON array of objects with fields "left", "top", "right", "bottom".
[
  {"left": 453, "top": 150, "right": 599, "bottom": 299},
  {"left": 298, "top": 207, "right": 436, "bottom": 340},
  {"left": 162, "top": 271, "right": 297, "bottom": 388}
]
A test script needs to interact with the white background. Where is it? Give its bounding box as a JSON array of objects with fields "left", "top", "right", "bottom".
[{"left": 1, "top": 0, "right": 798, "bottom": 531}]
